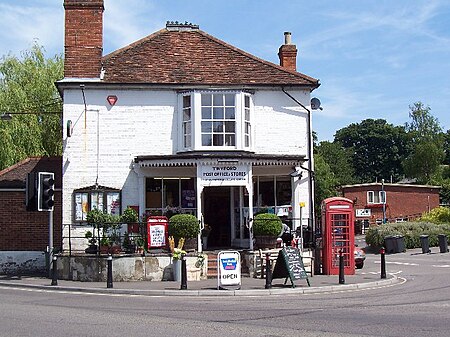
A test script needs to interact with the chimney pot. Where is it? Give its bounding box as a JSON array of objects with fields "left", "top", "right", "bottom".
[
  {"left": 284, "top": 32, "right": 292, "bottom": 45},
  {"left": 278, "top": 32, "right": 298, "bottom": 72}
]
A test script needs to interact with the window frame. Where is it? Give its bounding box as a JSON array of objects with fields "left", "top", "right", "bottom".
[
  {"left": 73, "top": 187, "right": 121, "bottom": 223},
  {"left": 367, "top": 190, "right": 386, "bottom": 204},
  {"left": 179, "top": 90, "right": 253, "bottom": 151}
]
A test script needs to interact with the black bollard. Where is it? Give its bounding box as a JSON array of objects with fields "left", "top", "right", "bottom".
[
  {"left": 265, "top": 253, "right": 272, "bottom": 289},
  {"left": 338, "top": 250, "right": 345, "bottom": 284},
  {"left": 51, "top": 255, "right": 58, "bottom": 286},
  {"left": 180, "top": 253, "right": 187, "bottom": 290},
  {"left": 380, "top": 247, "right": 386, "bottom": 279},
  {"left": 107, "top": 255, "right": 113, "bottom": 288}
]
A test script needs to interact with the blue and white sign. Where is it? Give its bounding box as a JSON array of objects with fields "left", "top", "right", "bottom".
[{"left": 217, "top": 251, "right": 241, "bottom": 290}]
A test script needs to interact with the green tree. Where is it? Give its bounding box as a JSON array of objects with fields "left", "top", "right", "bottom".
[
  {"left": 443, "top": 130, "right": 450, "bottom": 165},
  {"left": 315, "top": 140, "right": 355, "bottom": 186},
  {"left": 314, "top": 153, "right": 338, "bottom": 217},
  {"left": 402, "top": 102, "right": 444, "bottom": 183},
  {"left": 0, "top": 44, "right": 63, "bottom": 170},
  {"left": 334, "top": 119, "right": 411, "bottom": 183}
]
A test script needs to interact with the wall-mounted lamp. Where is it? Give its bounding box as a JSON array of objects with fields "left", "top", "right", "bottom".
[
  {"left": 67, "top": 120, "right": 73, "bottom": 137},
  {"left": 290, "top": 169, "right": 302, "bottom": 178}
]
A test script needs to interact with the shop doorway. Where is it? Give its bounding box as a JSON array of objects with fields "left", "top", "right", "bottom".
[{"left": 203, "top": 187, "right": 231, "bottom": 249}]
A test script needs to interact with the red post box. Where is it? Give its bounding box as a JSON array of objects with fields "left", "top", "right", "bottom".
[
  {"left": 321, "top": 197, "right": 355, "bottom": 275},
  {"left": 147, "top": 216, "right": 169, "bottom": 250}
]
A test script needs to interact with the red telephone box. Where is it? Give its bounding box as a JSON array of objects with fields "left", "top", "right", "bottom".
[
  {"left": 321, "top": 197, "right": 355, "bottom": 275},
  {"left": 147, "top": 216, "right": 169, "bottom": 250}
]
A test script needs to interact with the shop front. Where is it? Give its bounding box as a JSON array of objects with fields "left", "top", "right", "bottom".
[{"left": 134, "top": 154, "right": 307, "bottom": 252}]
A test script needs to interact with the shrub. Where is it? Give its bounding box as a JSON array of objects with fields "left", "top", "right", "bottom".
[
  {"left": 365, "top": 221, "right": 450, "bottom": 249},
  {"left": 168, "top": 214, "right": 200, "bottom": 239},
  {"left": 420, "top": 207, "right": 450, "bottom": 224},
  {"left": 253, "top": 213, "right": 282, "bottom": 236},
  {"left": 121, "top": 207, "right": 139, "bottom": 223}
]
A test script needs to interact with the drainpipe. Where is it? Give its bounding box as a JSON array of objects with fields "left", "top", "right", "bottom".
[{"left": 281, "top": 88, "right": 315, "bottom": 240}]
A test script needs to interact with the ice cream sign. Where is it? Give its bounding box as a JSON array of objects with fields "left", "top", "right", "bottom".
[{"left": 217, "top": 251, "right": 241, "bottom": 290}]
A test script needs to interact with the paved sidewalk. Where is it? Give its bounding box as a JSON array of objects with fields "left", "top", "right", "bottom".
[{"left": 0, "top": 271, "right": 400, "bottom": 297}]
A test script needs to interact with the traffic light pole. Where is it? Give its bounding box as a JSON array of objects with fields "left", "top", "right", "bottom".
[{"left": 48, "top": 210, "right": 54, "bottom": 278}]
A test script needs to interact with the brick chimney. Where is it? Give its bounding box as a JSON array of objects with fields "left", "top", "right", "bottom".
[
  {"left": 278, "top": 32, "right": 298, "bottom": 72},
  {"left": 64, "top": 0, "right": 104, "bottom": 78}
]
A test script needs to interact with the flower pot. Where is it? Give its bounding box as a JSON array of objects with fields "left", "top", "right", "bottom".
[
  {"left": 254, "top": 235, "right": 278, "bottom": 249},
  {"left": 172, "top": 259, "right": 181, "bottom": 281}
]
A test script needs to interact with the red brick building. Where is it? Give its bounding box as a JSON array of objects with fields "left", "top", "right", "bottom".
[
  {"left": 0, "top": 157, "right": 62, "bottom": 275},
  {"left": 341, "top": 182, "right": 440, "bottom": 228}
]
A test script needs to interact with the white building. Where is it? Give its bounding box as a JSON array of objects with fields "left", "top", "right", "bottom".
[{"left": 58, "top": 0, "right": 320, "bottom": 252}]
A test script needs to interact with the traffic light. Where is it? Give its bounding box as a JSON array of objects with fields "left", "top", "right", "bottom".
[
  {"left": 26, "top": 172, "right": 37, "bottom": 211},
  {"left": 38, "top": 172, "right": 55, "bottom": 211}
]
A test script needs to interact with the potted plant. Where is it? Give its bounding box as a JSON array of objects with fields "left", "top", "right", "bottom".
[
  {"left": 84, "top": 230, "right": 98, "bottom": 254},
  {"left": 168, "top": 214, "right": 200, "bottom": 251},
  {"left": 121, "top": 207, "right": 139, "bottom": 233},
  {"left": 99, "top": 234, "right": 112, "bottom": 254},
  {"left": 135, "top": 235, "right": 145, "bottom": 255},
  {"left": 122, "top": 232, "right": 136, "bottom": 254},
  {"left": 253, "top": 213, "right": 282, "bottom": 249}
]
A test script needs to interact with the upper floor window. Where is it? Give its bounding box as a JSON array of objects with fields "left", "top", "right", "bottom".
[
  {"left": 367, "top": 190, "right": 386, "bottom": 204},
  {"left": 180, "top": 91, "right": 253, "bottom": 151}
]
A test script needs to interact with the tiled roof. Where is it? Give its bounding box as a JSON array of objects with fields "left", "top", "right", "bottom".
[
  {"left": 102, "top": 28, "right": 319, "bottom": 87},
  {"left": 0, "top": 157, "right": 62, "bottom": 188}
]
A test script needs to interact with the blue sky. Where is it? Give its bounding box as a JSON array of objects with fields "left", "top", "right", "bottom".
[{"left": 0, "top": 0, "right": 449, "bottom": 141}]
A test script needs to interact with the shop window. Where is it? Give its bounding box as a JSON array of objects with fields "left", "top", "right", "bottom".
[
  {"left": 145, "top": 177, "right": 196, "bottom": 215},
  {"left": 73, "top": 186, "right": 120, "bottom": 222}
]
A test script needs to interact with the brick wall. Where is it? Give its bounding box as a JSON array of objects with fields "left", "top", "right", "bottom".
[
  {"left": 0, "top": 190, "right": 62, "bottom": 251},
  {"left": 343, "top": 184, "right": 440, "bottom": 222}
]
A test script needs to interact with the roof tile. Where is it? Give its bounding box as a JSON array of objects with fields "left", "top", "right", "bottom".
[{"left": 102, "top": 29, "right": 319, "bottom": 87}]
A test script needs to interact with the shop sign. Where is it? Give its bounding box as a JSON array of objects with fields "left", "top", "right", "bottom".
[
  {"left": 217, "top": 251, "right": 241, "bottom": 290},
  {"left": 356, "top": 209, "right": 371, "bottom": 217},
  {"left": 199, "top": 163, "right": 249, "bottom": 186}
]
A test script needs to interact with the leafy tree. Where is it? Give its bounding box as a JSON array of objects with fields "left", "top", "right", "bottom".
[
  {"left": 443, "top": 130, "right": 450, "bottom": 165},
  {"left": 0, "top": 44, "right": 63, "bottom": 170},
  {"left": 315, "top": 140, "right": 355, "bottom": 186},
  {"left": 402, "top": 102, "right": 444, "bottom": 183},
  {"left": 334, "top": 119, "right": 411, "bottom": 183},
  {"left": 314, "top": 153, "right": 338, "bottom": 217}
]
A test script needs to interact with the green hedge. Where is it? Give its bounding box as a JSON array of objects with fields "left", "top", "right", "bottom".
[
  {"left": 253, "top": 213, "right": 282, "bottom": 236},
  {"left": 168, "top": 214, "right": 200, "bottom": 239},
  {"left": 365, "top": 222, "right": 450, "bottom": 249}
]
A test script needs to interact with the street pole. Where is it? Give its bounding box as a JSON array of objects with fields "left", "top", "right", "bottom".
[
  {"left": 381, "top": 179, "right": 386, "bottom": 223},
  {"left": 48, "top": 210, "right": 54, "bottom": 278}
]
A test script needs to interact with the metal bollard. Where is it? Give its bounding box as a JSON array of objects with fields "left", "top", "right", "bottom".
[
  {"left": 180, "top": 253, "right": 187, "bottom": 290},
  {"left": 51, "top": 255, "right": 58, "bottom": 286},
  {"left": 380, "top": 247, "right": 386, "bottom": 279},
  {"left": 338, "top": 250, "right": 345, "bottom": 284},
  {"left": 107, "top": 255, "right": 113, "bottom": 288},
  {"left": 265, "top": 253, "right": 272, "bottom": 289}
]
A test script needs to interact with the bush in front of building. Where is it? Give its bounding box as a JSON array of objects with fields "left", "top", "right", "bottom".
[
  {"left": 419, "top": 206, "right": 450, "bottom": 224},
  {"left": 253, "top": 213, "right": 282, "bottom": 236},
  {"left": 365, "top": 222, "right": 450, "bottom": 250},
  {"left": 168, "top": 214, "right": 200, "bottom": 240}
]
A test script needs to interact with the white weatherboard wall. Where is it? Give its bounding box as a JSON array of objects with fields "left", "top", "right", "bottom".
[{"left": 62, "top": 87, "right": 313, "bottom": 247}]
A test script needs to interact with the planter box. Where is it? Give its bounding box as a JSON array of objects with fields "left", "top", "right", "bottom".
[{"left": 255, "top": 235, "right": 278, "bottom": 249}]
